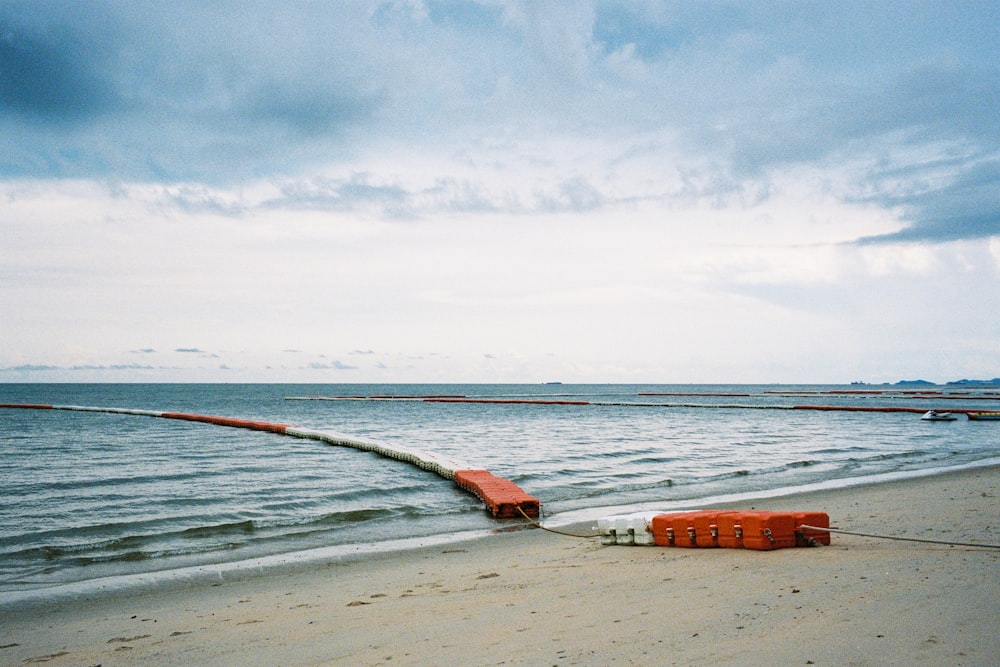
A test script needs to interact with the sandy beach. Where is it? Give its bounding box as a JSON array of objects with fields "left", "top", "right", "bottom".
[{"left": 3, "top": 465, "right": 998, "bottom": 666}]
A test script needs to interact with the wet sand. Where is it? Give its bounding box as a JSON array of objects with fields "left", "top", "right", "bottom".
[{"left": 2, "top": 465, "right": 998, "bottom": 666}]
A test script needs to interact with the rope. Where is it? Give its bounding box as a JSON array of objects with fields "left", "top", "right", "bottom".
[
  {"left": 800, "top": 525, "right": 1000, "bottom": 550},
  {"left": 516, "top": 506, "right": 599, "bottom": 539}
]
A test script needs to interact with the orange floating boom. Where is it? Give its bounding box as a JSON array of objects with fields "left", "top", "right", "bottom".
[
  {"left": 453, "top": 470, "right": 541, "bottom": 518},
  {"left": 424, "top": 398, "right": 591, "bottom": 406},
  {"left": 160, "top": 412, "right": 289, "bottom": 434},
  {"left": 793, "top": 405, "right": 929, "bottom": 414},
  {"left": 0, "top": 403, "right": 540, "bottom": 520}
]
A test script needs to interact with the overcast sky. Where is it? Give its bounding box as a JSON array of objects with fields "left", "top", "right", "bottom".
[{"left": 2, "top": 1, "right": 998, "bottom": 384}]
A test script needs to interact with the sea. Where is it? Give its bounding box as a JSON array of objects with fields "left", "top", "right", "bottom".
[{"left": 2, "top": 383, "right": 999, "bottom": 601}]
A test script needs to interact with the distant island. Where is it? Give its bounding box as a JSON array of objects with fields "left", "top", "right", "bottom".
[
  {"left": 945, "top": 378, "right": 1000, "bottom": 386},
  {"left": 852, "top": 378, "right": 1000, "bottom": 387}
]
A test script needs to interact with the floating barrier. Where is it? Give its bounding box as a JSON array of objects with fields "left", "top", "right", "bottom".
[
  {"left": 453, "top": 470, "right": 541, "bottom": 518},
  {"left": 0, "top": 403, "right": 539, "bottom": 519},
  {"left": 287, "top": 395, "right": 996, "bottom": 416},
  {"left": 606, "top": 509, "right": 831, "bottom": 551},
  {"left": 791, "top": 404, "right": 929, "bottom": 414}
]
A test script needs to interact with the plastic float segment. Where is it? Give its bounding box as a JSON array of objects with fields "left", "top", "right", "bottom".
[
  {"left": 452, "top": 470, "right": 540, "bottom": 518},
  {"left": 650, "top": 512, "right": 675, "bottom": 546},
  {"left": 669, "top": 511, "right": 723, "bottom": 548},
  {"left": 613, "top": 516, "right": 635, "bottom": 545},
  {"left": 792, "top": 511, "right": 831, "bottom": 546},
  {"left": 599, "top": 513, "right": 657, "bottom": 546},
  {"left": 630, "top": 515, "right": 657, "bottom": 545},
  {"left": 691, "top": 511, "right": 724, "bottom": 547},
  {"left": 668, "top": 513, "right": 699, "bottom": 548},
  {"left": 715, "top": 512, "right": 745, "bottom": 549},
  {"left": 597, "top": 516, "right": 620, "bottom": 545},
  {"left": 621, "top": 514, "right": 657, "bottom": 545},
  {"left": 651, "top": 511, "right": 699, "bottom": 547},
  {"left": 738, "top": 511, "right": 798, "bottom": 551}
]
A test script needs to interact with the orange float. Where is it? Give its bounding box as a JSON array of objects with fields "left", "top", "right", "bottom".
[
  {"left": 650, "top": 510, "right": 830, "bottom": 551},
  {"left": 452, "top": 470, "right": 540, "bottom": 518}
]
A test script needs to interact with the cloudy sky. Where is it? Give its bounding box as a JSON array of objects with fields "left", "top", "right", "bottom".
[{"left": 2, "top": 1, "right": 998, "bottom": 384}]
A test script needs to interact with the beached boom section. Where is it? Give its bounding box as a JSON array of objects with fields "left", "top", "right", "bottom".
[
  {"left": 599, "top": 509, "right": 831, "bottom": 551},
  {"left": 0, "top": 404, "right": 540, "bottom": 519}
]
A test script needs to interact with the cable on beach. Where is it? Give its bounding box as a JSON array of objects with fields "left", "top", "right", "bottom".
[
  {"left": 516, "top": 506, "right": 600, "bottom": 539},
  {"left": 799, "top": 525, "right": 1000, "bottom": 550}
]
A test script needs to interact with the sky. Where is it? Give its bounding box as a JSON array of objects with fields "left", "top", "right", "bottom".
[{"left": 1, "top": 0, "right": 998, "bottom": 384}]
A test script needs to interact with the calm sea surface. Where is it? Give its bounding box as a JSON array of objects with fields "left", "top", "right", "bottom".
[{"left": 2, "top": 383, "right": 998, "bottom": 595}]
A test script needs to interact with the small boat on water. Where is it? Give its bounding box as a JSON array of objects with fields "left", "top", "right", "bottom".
[
  {"left": 967, "top": 411, "right": 1000, "bottom": 421},
  {"left": 921, "top": 410, "right": 958, "bottom": 421}
]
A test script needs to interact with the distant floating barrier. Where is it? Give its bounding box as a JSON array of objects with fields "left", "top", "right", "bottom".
[
  {"left": 638, "top": 392, "right": 752, "bottom": 397},
  {"left": 790, "top": 404, "right": 929, "bottom": 414},
  {"left": 0, "top": 403, "right": 539, "bottom": 518},
  {"left": 286, "top": 395, "right": 990, "bottom": 415}
]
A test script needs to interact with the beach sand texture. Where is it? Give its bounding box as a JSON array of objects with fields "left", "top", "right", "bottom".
[{"left": 2, "top": 466, "right": 998, "bottom": 666}]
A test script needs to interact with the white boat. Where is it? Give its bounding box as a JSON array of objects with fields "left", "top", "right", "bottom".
[{"left": 921, "top": 410, "right": 957, "bottom": 421}]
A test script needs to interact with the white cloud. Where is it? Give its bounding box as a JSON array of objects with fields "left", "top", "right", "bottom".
[{"left": 1, "top": 2, "right": 998, "bottom": 383}]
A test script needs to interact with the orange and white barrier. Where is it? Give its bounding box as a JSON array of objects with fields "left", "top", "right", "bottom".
[
  {"left": 453, "top": 470, "right": 540, "bottom": 518},
  {"left": 0, "top": 403, "right": 539, "bottom": 519},
  {"left": 601, "top": 509, "right": 831, "bottom": 551}
]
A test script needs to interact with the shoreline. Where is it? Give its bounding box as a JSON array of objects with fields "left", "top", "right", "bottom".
[
  {"left": 6, "top": 457, "right": 1000, "bottom": 608},
  {"left": 3, "top": 465, "right": 998, "bottom": 665}
]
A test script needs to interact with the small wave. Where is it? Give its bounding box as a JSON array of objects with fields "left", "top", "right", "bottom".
[
  {"left": 253, "top": 507, "right": 398, "bottom": 531},
  {"left": 178, "top": 520, "right": 256, "bottom": 539},
  {"left": 0, "top": 512, "right": 347, "bottom": 570}
]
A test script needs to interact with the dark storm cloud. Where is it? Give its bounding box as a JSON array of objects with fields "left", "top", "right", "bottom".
[
  {"left": 0, "top": 17, "right": 118, "bottom": 123},
  {"left": 1, "top": 1, "right": 997, "bottom": 244},
  {"left": 0, "top": 1, "right": 382, "bottom": 182},
  {"left": 857, "top": 160, "right": 1000, "bottom": 244}
]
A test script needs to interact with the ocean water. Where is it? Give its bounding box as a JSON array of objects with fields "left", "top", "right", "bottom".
[{"left": 2, "top": 383, "right": 999, "bottom": 596}]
